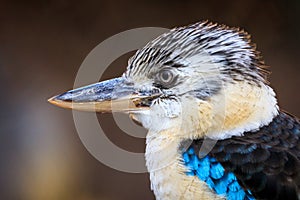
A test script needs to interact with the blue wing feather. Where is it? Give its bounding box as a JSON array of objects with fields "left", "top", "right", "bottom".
[{"left": 183, "top": 146, "right": 255, "bottom": 200}]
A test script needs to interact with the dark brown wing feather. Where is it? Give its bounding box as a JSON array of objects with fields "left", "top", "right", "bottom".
[{"left": 192, "top": 111, "right": 300, "bottom": 200}]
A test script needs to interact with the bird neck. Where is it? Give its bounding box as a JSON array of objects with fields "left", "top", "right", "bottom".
[
  {"left": 204, "top": 81, "right": 279, "bottom": 139},
  {"left": 169, "top": 81, "right": 279, "bottom": 140}
]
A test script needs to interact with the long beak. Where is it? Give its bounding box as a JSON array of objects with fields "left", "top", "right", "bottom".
[{"left": 48, "top": 77, "right": 159, "bottom": 113}]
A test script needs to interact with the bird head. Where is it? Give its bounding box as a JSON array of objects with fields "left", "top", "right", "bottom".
[{"left": 49, "top": 22, "right": 278, "bottom": 140}]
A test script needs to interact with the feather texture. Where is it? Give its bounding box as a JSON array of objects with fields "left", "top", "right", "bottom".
[
  {"left": 183, "top": 147, "right": 255, "bottom": 200},
  {"left": 189, "top": 111, "right": 300, "bottom": 199}
]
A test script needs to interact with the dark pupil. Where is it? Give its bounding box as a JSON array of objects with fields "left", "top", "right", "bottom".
[{"left": 161, "top": 71, "right": 170, "bottom": 82}]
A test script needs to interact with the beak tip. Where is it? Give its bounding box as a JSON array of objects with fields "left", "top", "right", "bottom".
[
  {"left": 48, "top": 95, "right": 61, "bottom": 106},
  {"left": 48, "top": 96, "right": 56, "bottom": 104},
  {"left": 47, "top": 95, "right": 72, "bottom": 110}
]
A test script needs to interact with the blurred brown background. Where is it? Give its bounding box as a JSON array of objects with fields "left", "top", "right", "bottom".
[{"left": 1, "top": 0, "right": 299, "bottom": 200}]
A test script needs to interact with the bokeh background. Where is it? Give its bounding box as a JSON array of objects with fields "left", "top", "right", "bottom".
[{"left": 1, "top": 1, "right": 300, "bottom": 200}]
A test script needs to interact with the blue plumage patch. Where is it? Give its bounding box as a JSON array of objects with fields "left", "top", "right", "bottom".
[{"left": 183, "top": 147, "right": 255, "bottom": 200}]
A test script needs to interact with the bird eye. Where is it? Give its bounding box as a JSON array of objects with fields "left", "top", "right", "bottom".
[
  {"left": 158, "top": 69, "right": 174, "bottom": 84},
  {"left": 154, "top": 69, "right": 178, "bottom": 89}
]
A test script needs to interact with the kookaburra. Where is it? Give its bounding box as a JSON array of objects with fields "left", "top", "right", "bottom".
[{"left": 49, "top": 21, "right": 300, "bottom": 200}]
